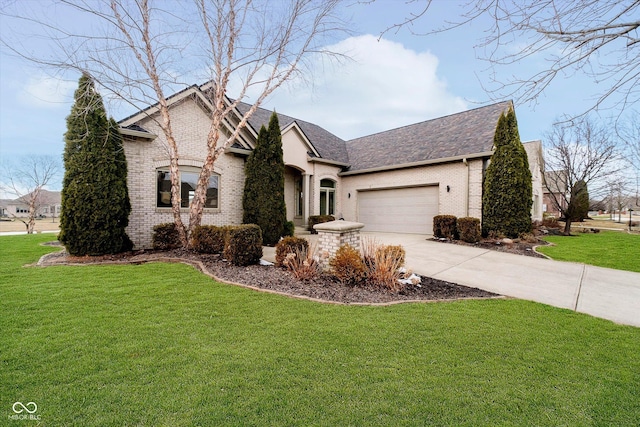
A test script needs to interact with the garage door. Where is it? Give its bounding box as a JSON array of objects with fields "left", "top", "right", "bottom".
[{"left": 357, "top": 186, "right": 439, "bottom": 234}]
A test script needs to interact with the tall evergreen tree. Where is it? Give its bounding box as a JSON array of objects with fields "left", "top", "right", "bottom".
[
  {"left": 242, "top": 112, "right": 287, "bottom": 245},
  {"left": 482, "top": 108, "right": 533, "bottom": 237},
  {"left": 59, "top": 73, "right": 132, "bottom": 255},
  {"left": 568, "top": 180, "right": 589, "bottom": 222}
]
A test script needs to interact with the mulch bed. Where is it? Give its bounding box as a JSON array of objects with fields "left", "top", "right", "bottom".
[
  {"left": 37, "top": 245, "right": 500, "bottom": 305},
  {"left": 432, "top": 236, "right": 550, "bottom": 258}
]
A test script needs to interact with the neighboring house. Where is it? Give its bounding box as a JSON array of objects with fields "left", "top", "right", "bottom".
[
  {"left": 0, "top": 199, "right": 11, "bottom": 217},
  {"left": 543, "top": 170, "right": 568, "bottom": 218},
  {"left": 119, "top": 82, "right": 543, "bottom": 249},
  {"left": 3, "top": 190, "right": 61, "bottom": 218}
]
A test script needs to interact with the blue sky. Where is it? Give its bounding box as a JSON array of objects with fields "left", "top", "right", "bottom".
[{"left": 0, "top": 0, "right": 620, "bottom": 192}]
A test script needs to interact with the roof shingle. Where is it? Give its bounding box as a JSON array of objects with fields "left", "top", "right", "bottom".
[{"left": 344, "top": 101, "right": 512, "bottom": 172}]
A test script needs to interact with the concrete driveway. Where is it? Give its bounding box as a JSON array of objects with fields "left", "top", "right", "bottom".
[
  {"left": 268, "top": 232, "right": 640, "bottom": 327},
  {"left": 364, "top": 232, "right": 640, "bottom": 328}
]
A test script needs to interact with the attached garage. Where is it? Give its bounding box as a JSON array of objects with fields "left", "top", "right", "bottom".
[{"left": 357, "top": 186, "right": 439, "bottom": 234}]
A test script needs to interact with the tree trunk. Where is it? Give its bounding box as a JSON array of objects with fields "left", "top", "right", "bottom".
[
  {"left": 563, "top": 217, "right": 572, "bottom": 235},
  {"left": 187, "top": 114, "right": 224, "bottom": 243}
]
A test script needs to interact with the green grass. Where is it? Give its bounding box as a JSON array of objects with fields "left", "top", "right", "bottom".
[
  {"left": 539, "top": 231, "right": 640, "bottom": 272},
  {"left": 2, "top": 235, "right": 640, "bottom": 426}
]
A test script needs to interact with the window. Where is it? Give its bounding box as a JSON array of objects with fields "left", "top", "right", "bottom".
[
  {"left": 319, "top": 178, "right": 335, "bottom": 216},
  {"left": 157, "top": 168, "right": 219, "bottom": 209},
  {"left": 16, "top": 207, "right": 28, "bottom": 214},
  {"left": 295, "top": 176, "right": 303, "bottom": 217}
]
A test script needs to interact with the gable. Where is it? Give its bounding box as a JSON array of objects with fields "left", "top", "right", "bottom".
[{"left": 118, "top": 81, "right": 515, "bottom": 175}]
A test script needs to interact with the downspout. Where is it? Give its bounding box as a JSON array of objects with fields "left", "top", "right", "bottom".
[{"left": 463, "top": 158, "right": 469, "bottom": 217}]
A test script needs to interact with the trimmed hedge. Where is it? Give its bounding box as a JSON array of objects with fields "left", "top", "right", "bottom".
[
  {"left": 275, "top": 236, "right": 309, "bottom": 267},
  {"left": 191, "top": 225, "right": 227, "bottom": 254},
  {"left": 152, "top": 223, "right": 181, "bottom": 250},
  {"left": 308, "top": 215, "right": 335, "bottom": 234},
  {"left": 223, "top": 224, "right": 263, "bottom": 266},
  {"left": 433, "top": 215, "right": 458, "bottom": 239},
  {"left": 457, "top": 217, "right": 481, "bottom": 243}
]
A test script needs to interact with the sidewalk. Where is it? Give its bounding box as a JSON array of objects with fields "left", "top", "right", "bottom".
[{"left": 267, "top": 232, "right": 640, "bottom": 327}]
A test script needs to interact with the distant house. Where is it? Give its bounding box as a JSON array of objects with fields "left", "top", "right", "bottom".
[
  {"left": 543, "top": 170, "right": 568, "bottom": 218},
  {"left": 3, "top": 190, "right": 61, "bottom": 218},
  {"left": 119, "top": 82, "right": 543, "bottom": 249}
]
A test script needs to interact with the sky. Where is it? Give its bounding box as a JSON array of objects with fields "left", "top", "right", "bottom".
[{"left": 0, "top": 0, "right": 630, "bottom": 193}]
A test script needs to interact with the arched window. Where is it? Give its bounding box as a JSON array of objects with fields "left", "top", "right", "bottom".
[
  {"left": 157, "top": 167, "right": 219, "bottom": 209},
  {"left": 319, "top": 178, "right": 335, "bottom": 216}
]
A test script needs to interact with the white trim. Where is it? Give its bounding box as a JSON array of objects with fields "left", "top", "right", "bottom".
[
  {"left": 119, "top": 127, "right": 157, "bottom": 140},
  {"left": 339, "top": 151, "right": 494, "bottom": 176}
]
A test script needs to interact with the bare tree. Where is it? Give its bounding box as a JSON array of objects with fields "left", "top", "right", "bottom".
[
  {"left": 618, "top": 112, "right": 640, "bottom": 203},
  {"left": 0, "top": 155, "right": 61, "bottom": 234},
  {"left": 1, "top": 0, "right": 348, "bottom": 247},
  {"left": 382, "top": 0, "right": 640, "bottom": 117},
  {"left": 543, "top": 118, "right": 622, "bottom": 234}
]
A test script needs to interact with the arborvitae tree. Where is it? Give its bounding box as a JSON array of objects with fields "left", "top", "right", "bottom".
[
  {"left": 59, "top": 73, "right": 132, "bottom": 255},
  {"left": 482, "top": 108, "right": 533, "bottom": 237},
  {"left": 568, "top": 180, "right": 589, "bottom": 222},
  {"left": 242, "top": 112, "right": 287, "bottom": 245}
]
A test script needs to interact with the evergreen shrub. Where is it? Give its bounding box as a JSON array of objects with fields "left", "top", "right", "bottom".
[
  {"left": 275, "top": 236, "right": 309, "bottom": 267},
  {"left": 191, "top": 225, "right": 227, "bottom": 254},
  {"left": 457, "top": 217, "right": 481, "bottom": 243},
  {"left": 223, "top": 224, "right": 263, "bottom": 266},
  {"left": 329, "top": 244, "right": 366, "bottom": 286},
  {"left": 433, "top": 215, "right": 458, "bottom": 239},
  {"left": 242, "top": 113, "right": 287, "bottom": 245},
  {"left": 59, "top": 74, "right": 131, "bottom": 255},
  {"left": 482, "top": 108, "right": 532, "bottom": 237},
  {"left": 283, "top": 221, "right": 295, "bottom": 237},
  {"left": 152, "top": 223, "right": 181, "bottom": 250},
  {"left": 308, "top": 215, "right": 335, "bottom": 234}
]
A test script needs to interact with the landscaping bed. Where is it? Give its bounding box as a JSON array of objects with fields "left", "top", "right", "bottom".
[
  {"left": 38, "top": 246, "right": 500, "bottom": 304},
  {"left": 433, "top": 237, "right": 549, "bottom": 258}
]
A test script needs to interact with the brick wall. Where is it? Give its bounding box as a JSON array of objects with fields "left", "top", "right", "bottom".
[
  {"left": 340, "top": 159, "right": 487, "bottom": 223},
  {"left": 123, "top": 98, "right": 246, "bottom": 249}
]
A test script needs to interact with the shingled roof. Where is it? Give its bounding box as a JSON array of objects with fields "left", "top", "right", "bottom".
[
  {"left": 120, "top": 81, "right": 512, "bottom": 172},
  {"left": 235, "top": 102, "right": 350, "bottom": 164},
  {"left": 344, "top": 101, "right": 512, "bottom": 172}
]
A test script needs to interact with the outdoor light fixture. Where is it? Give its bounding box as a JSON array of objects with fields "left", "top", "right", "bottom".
[{"left": 446, "top": 185, "right": 450, "bottom": 193}]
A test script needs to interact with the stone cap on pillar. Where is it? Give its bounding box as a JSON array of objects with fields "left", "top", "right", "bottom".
[{"left": 313, "top": 220, "right": 365, "bottom": 233}]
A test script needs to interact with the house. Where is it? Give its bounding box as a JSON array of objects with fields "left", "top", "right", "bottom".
[
  {"left": 119, "top": 82, "right": 543, "bottom": 249},
  {"left": 543, "top": 170, "right": 568, "bottom": 218},
  {"left": 2, "top": 190, "right": 61, "bottom": 218}
]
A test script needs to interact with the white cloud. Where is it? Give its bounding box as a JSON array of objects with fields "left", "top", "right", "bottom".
[
  {"left": 19, "top": 75, "right": 76, "bottom": 109},
  {"left": 259, "top": 34, "right": 468, "bottom": 140}
]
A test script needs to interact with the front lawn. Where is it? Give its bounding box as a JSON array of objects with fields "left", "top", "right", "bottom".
[
  {"left": 538, "top": 231, "right": 640, "bottom": 272},
  {"left": 2, "top": 235, "right": 640, "bottom": 426}
]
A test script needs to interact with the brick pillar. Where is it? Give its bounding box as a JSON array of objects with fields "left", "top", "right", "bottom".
[{"left": 313, "top": 220, "right": 365, "bottom": 270}]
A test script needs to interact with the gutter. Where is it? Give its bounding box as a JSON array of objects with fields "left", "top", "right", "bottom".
[
  {"left": 308, "top": 157, "right": 351, "bottom": 168},
  {"left": 225, "top": 146, "right": 252, "bottom": 157},
  {"left": 119, "top": 127, "right": 157, "bottom": 140},
  {"left": 339, "top": 151, "right": 493, "bottom": 176}
]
